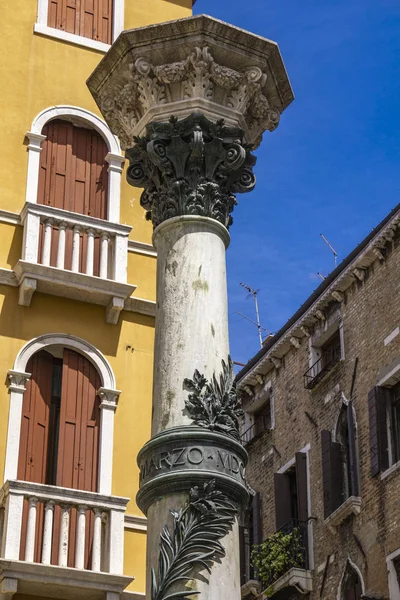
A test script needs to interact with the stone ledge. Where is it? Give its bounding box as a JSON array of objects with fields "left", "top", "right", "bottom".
[
  {"left": 0, "top": 559, "right": 133, "bottom": 600},
  {"left": 263, "top": 568, "right": 313, "bottom": 597},
  {"left": 324, "top": 496, "right": 362, "bottom": 532},
  {"left": 241, "top": 580, "right": 262, "bottom": 599},
  {"left": 14, "top": 260, "right": 136, "bottom": 324}
]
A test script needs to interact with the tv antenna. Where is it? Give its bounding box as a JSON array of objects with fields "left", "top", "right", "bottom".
[
  {"left": 317, "top": 272, "right": 326, "bottom": 281},
  {"left": 320, "top": 233, "right": 338, "bottom": 269},
  {"left": 239, "top": 282, "right": 264, "bottom": 348}
]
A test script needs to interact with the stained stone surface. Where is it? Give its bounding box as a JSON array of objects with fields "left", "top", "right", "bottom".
[{"left": 87, "top": 14, "right": 294, "bottom": 149}]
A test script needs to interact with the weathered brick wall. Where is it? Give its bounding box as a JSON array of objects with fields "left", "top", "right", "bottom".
[{"left": 241, "top": 230, "right": 400, "bottom": 599}]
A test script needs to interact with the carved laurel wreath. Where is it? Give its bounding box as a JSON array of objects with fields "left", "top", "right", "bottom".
[
  {"left": 184, "top": 356, "right": 243, "bottom": 441},
  {"left": 151, "top": 480, "right": 237, "bottom": 600}
]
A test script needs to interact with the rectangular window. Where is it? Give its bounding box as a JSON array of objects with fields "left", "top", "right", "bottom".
[
  {"left": 48, "top": 0, "right": 113, "bottom": 44},
  {"left": 304, "top": 327, "right": 343, "bottom": 389},
  {"left": 368, "top": 383, "right": 400, "bottom": 476},
  {"left": 272, "top": 453, "right": 309, "bottom": 571},
  {"left": 241, "top": 399, "right": 272, "bottom": 445}
]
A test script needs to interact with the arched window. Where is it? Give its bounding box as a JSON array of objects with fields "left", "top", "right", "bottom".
[
  {"left": 38, "top": 119, "right": 108, "bottom": 219},
  {"left": 17, "top": 347, "right": 101, "bottom": 567},
  {"left": 321, "top": 401, "right": 359, "bottom": 518},
  {"left": 26, "top": 106, "right": 124, "bottom": 223},
  {"left": 336, "top": 405, "right": 352, "bottom": 502},
  {"left": 341, "top": 562, "right": 363, "bottom": 600},
  {"left": 36, "top": 119, "right": 109, "bottom": 275}
]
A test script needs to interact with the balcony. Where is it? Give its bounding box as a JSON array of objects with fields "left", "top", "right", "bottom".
[
  {"left": 14, "top": 202, "right": 136, "bottom": 324},
  {"left": 303, "top": 345, "right": 341, "bottom": 390},
  {"left": 0, "top": 480, "right": 132, "bottom": 600},
  {"left": 251, "top": 519, "right": 312, "bottom": 598},
  {"left": 241, "top": 414, "right": 271, "bottom": 446}
]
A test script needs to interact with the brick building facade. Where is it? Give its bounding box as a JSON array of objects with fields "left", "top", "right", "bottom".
[{"left": 237, "top": 204, "right": 400, "bottom": 600}]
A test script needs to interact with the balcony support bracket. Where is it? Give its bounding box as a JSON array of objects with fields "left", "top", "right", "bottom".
[
  {"left": 18, "top": 277, "right": 37, "bottom": 307},
  {"left": 0, "top": 578, "right": 18, "bottom": 600},
  {"left": 106, "top": 297, "right": 125, "bottom": 325}
]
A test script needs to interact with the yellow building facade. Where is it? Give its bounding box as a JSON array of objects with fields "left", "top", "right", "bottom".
[{"left": 0, "top": 1, "right": 192, "bottom": 599}]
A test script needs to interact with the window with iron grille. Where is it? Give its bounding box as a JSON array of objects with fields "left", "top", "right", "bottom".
[
  {"left": 304, "top": 327, "right": 343, "bottom": 389},
  {"left": 241, "top": 395, "right": 273, "bottom": 446}
]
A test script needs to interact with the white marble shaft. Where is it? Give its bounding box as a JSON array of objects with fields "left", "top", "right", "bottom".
[{"left": 152, "top": 216, "right": 230, "bottom": 436}]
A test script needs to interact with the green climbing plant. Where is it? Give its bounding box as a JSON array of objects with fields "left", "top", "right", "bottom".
[{"left": 251, "top": 527, "right": 304, "bottom": 597}]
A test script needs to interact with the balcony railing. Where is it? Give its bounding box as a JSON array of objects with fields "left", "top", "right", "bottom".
[
  {"left": 276, "top": 518, "right": 309, "bottom": 571},
  {"left": 0, "top": 480, "right": 128, "bottom": 575},
  {"left": 303, "top": 345, "right": 341, "bottom": 389},
  {"left": 15, "top": 203, "right": 135, "bottom": 323},
  {"left": 241, "top": 414, "right": 271, "bottom": 445}
]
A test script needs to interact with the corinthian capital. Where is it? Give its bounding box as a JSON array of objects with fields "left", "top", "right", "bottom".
[{"left": 126, "top": 113, "right": 256, "bottom": 229}]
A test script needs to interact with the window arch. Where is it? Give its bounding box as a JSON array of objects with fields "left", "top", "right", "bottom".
[
  {"left": 6, "top": 334, "right": 119, "bottom": 496},
  {"left": 26, "top": 106, "right": 124, "bottom": 223},
  {"left": 339, "top": 559, "right": 364, "bottom": 600},
  {"left": 334, "top": 400, "right": 359, "bottom": 502}
]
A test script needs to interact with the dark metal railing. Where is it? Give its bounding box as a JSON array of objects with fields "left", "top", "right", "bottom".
[
  {"left": 303, "top": 345, "right": 341, "bottom": 389},
  {"left": 276, "top": 518, "right": 309, "bottom": 571},
  {"left": 241, "top": 414, "right": 270, "bottom": 445}
]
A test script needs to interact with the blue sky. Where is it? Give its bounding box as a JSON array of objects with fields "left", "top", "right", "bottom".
[{"left": 194, "top": 0, "right": 400, "bottom": 366}]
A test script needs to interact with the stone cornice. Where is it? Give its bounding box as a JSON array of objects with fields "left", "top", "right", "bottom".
[{"left": 237, "top": 207, "right": 400, "bottom": 389}]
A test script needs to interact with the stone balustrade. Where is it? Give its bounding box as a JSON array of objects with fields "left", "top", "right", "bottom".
[
  {"left": 14, "top": 202, "right": 136, "bottom": 322},
  {"left": 0, "top": 480, "right": 129, "bottom": 575},
  {"left": 20, "top": 202, "right": 131, "bottom": 281}
]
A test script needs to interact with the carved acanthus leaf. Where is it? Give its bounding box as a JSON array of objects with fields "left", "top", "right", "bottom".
[
  {"left": 126, "top": 113, "right": 256, "bottom": 229},
  {"left": 95, "top": 45, "right": 280, "bottom": 149}
]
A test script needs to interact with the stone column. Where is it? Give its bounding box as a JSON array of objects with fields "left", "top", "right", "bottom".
[{"left": 88, "top": 14, "right": 293, "bottom": 600}]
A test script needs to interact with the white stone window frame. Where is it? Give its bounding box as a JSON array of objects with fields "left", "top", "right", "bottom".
[
  {"left": 387, "top": 547, "right": 400, "bottom": 599},
  {"left": 333, "top": 394, "right": 361, "bottom": 498},
  {"left": 308, "top": 309, "right": 345, "bottom": 370},
  {"left": 26, "top": 105, "right": 125, "bottom": 223},
  {"left": 377, "top": 359, "right": 400, "bottom": 478},
  {"left": 242, "top": 379, "right": 275, "bottom": 440},
  {"left": 35, "top": 0, "right": 124, "bottom": 53},
  {"left": 277, "top": 443, "right": 314, "bottom": 572},
  {"left": 5, "top": 333, "right": 120, "bottom": 496}
]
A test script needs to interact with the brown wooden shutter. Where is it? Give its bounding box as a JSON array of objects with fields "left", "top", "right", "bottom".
[
  {"left": 295, "top": 452, "right": 308, "bottom": 523},
  {"left": 239, "top": 525, "right": 246, "bottom": 586},
  {"left": 17, "top": 352, "right": 53, "bottom": 483},
  {"left": 347, "top": 401, "right": 359, "bottom": 496},
  {"left": 321, "top": 430, "right": 344, "bottom": 518},
  {"left": 251, "top": 492, "right": 262, "bottom": 546},
  {"left": 368, "top": 386, "right": 389, "bottom": 477},
  {"left": 56, "top": 348, "right": 100, "bottom": 491},
  {"left": 48, "top": 0, "right": 112, "bottom": 43},
  {"left": 38, "top": 120, "right": 108, "bottom": 276},
  {"left": 17, "top": 351, "right": 53, "bottom": 563},
  {"left": 52, "top": 349, "right": 101, "bottom": 568},
  {"left": 39, "top": 120, "right": 108, "bottom": 218},
  {"left": 274, "top": 473, "right": 292, "bottom": 530}
]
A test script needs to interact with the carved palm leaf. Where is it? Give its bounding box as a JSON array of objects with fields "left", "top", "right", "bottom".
[{"left": 151, "top": 481, "right": 237, "bottom": 600}]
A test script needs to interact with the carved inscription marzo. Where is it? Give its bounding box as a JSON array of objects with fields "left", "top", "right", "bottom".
[{"left": 140, "top": 445, "right": 246, "bottom": 483}]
